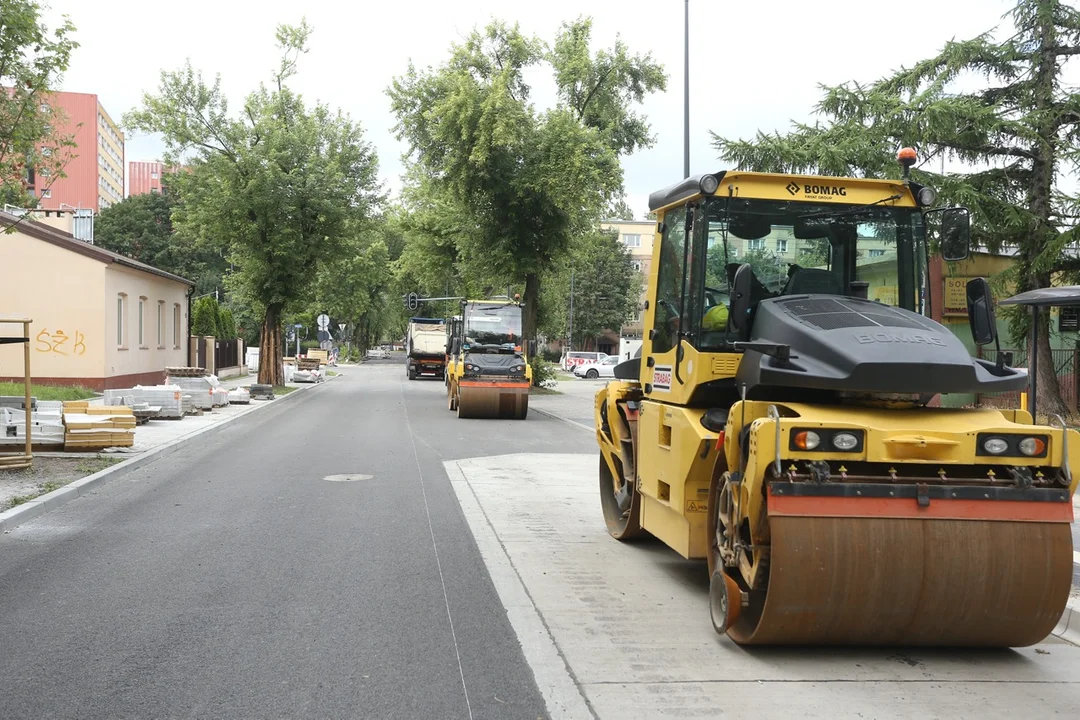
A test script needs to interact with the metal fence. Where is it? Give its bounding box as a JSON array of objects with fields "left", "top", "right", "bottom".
[
  {"left": 975, "top": 347, "right": 1078, "bottom": 413},
  {"left": 215, "top": 339, "right": 240, "bottom": 371}
]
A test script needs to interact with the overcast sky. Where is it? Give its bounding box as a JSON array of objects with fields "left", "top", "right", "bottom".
[{"left": 41, "top": 0, "right": 1077, "bottom": 217}]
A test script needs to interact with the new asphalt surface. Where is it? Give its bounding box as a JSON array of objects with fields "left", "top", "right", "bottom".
[{"left": 0, "top": 360, "right": 595, "bottom": 720}]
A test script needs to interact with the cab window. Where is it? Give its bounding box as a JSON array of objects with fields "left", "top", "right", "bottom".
[{"left": 652, "top": 206, "right": 688, "bottom": 354}]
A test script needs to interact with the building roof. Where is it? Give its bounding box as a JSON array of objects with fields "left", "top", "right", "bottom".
[
  {"left": 1000, "top": 286, "right": 1080, "bottom": 308},
  {"left": 0, "top": 211, "right": 194, "bottom": 286}
]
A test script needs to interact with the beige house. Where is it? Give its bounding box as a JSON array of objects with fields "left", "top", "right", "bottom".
[
  {"left": 602, "top": 219, "right": 657, "bottom": 341},
  {"left": 0, "top": 211, "right": 192, "bottom": 390}
]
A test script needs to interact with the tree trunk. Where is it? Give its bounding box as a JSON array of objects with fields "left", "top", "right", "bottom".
[
  {"left": 523, "top": 272, "right": 540, "bottom": 344},
  {"left": 1024, "top": 8, "right": 1068, "bottom": 419},
  {"left": 257, "top": 303, "right": 284, "bottom": 386},
  {"left": 1033, "top": 306, "right": 1069, "bottom": 419}
]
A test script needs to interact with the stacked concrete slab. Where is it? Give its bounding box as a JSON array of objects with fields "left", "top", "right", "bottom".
[
  {"left": 61, "top": 403, "right": 136, "bottom": 450},
  {"left": 0, "top": 401, "right": 65, "bottom": 446}
]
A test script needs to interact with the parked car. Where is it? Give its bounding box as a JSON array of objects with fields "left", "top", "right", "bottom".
[
  {"left": 561, "top": 351, "right": 609, "bottom": 372},
  {"left": 573, "top": 355, "right": 620, "bottom": 379}
]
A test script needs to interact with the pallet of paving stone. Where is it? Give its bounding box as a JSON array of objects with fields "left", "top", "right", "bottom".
[{"left": 165, "top": 366, "right": 207, "bottom": 378}]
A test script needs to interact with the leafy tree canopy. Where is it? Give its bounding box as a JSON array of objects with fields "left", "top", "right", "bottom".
[
  {"left": 710, "top": 0, "right": 1080, "bottom": 416},
  {"left": 0, "top": 0, "right": 78, "bottom": 210}
]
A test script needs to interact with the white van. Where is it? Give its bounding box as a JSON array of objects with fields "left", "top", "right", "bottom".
[{"left": 562, "top": 351, "right": 609, "bottom": 371}]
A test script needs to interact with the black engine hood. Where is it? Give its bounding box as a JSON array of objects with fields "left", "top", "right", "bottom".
[{"left": 736, "top": 295, "right": 1027, "bottom": 395}]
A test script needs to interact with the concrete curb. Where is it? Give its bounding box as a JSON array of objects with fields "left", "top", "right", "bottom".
[
  {"left": 530, "top": 404, "right": 594, "bottom": 433},
  {"left": 0, "top": 377, "right": 334, "bottom": 533},
  {"left": 1053, "top": 598, "right": 1080, "bottom": 646}
]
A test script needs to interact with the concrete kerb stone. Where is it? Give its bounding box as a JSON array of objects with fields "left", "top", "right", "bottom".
[
  {"left": 530, "top": 404, "right": 594, "bottom": 434},
  {"left": 1055, "top": 600, "right": 1080, "bottom": 646},
  {"left": 0, "top": 376, "right": 336, "bottom": 534}
]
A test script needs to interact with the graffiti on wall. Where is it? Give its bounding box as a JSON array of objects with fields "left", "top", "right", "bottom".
[{"left": 35, "top": 328, "right": 87, "bottom": 356}]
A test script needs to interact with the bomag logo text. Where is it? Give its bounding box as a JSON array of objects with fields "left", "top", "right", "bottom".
[
  {"left": 854, "top": 332, "right": 946, "bottom": 347},
  {"left": 804, "top": 184, "right": 847, "bottom": 196}
]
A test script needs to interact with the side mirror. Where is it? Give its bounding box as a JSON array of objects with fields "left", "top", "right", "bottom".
[
  {"left": 965, "top": 277, "right": 997, "bottom": 346},
  {"left": 927, "top": 207, "right": 971, "bottom": 262},
  {"left": 728, "top": 263, "right": 753, "bottom": 333}
]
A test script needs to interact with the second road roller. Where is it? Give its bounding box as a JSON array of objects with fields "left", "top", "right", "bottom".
[
  {"left": 446, "top": 297, "right": 532, "bottom": 419},
  {"left": 593, "top": 151, "right": 1078, "bottom": 647}
]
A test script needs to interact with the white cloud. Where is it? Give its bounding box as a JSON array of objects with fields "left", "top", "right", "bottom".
[{"left": 43, "top": 0, "right": 1076, "bottom": 214}]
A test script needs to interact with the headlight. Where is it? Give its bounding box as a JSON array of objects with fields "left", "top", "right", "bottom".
[
  {"left": 790, "top": 428, "right": 864, "bottom": 452},
  {"left": 917, "top": 186, "right": 937, "bottom": 206},
  {"left": 833, "top": 432, "right": 859, "bottom": 450},
  {"left": 793, "top": 431, "right": 820, "bottom": 450},
  {"left": 1019, "top": 437, "right": 1046, "bottom": 456},
  {"left": 699, "top": 174, "right": 720, "bottom": 195},
  {"left": 976, "top": 433, "right": 1049, "bottom": 458}
]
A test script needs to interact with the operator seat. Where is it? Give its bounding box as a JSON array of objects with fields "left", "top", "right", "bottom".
[{"left": 783, "top": 267, "right": 844, "bottom": 296}]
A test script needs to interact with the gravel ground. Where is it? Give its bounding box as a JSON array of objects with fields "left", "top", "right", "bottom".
[{"left": 0, "top": 456, "right": 121, "bottom": 511}]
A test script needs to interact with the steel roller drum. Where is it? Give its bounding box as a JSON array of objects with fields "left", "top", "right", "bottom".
[
  {"left": 457, "top": 382, "right": 529, "bottom": 419},
  {"left": 727, "top": 516, "right": 1073, "bottom": 647}
]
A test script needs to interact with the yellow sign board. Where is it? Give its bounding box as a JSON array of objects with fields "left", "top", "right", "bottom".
[
  {"left": 870, "top": 285, "right": 897, "bottom": 306},
  {"left": 944, "top": 277, "right": 974, "bottom": 317}
]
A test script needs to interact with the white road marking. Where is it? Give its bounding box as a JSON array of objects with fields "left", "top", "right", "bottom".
[
  {"left": 402, "top": 384, "right": 474, "bottom": 720},
  {"left": 452, "top": 452, "right": 1080, "bottom": 719}
]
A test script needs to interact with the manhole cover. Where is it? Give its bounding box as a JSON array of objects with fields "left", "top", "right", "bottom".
[{"left": 324, "top": 474, "right": 373, "bottom": 482}]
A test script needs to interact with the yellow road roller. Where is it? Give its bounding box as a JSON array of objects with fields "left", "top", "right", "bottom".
[
  {"left": 594, "top": 152, "right": 1079, "bottom": 647},
  {"left": 447, "top": 298, "right": 532, "bottom": 419}
]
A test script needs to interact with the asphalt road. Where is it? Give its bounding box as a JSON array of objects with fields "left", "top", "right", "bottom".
[{"left": 0, "top": 362, "right": 595, "bottom": 720}]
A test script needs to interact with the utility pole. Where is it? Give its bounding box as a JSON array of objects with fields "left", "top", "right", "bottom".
[{"left": 684, "top": 0, "right": 690, "bottom": 179}]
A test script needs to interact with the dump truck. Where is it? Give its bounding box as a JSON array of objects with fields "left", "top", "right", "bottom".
[
  {"left": 446, "top": 299, "right": 532, "bottom": 419},
  {"left": 593, "top": 151, "right": 1079, "bottom": 647},
  {"left": 406, "top": 317, "right": 447, "bottom": 380}
]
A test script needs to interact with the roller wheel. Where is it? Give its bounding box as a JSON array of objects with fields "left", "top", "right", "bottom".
[
  {"left": 408, "top": 366, "right": 416, "bottom": 380},
  {"left": 516, "top": 393, "right": 529, "bottom": 420},
  {"left": 586, "top": 369, "right": 599, "bottom": 379},
  {"left": 710, "top": 569, "right": 742, "bottom": 635},
  {"left": 598, "top": 453, "right": 642, "bottom": 540}
]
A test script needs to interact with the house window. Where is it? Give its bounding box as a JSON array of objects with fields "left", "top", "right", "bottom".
[
  {"left": 622, "top": 234, "right": 642, "bottom": 247},
  {"left": 151, "top": 172, "right": 159, "bottom": 179},
  {"left": 40, "top": 146, "right": 51, "bottom": 158},
  {"left": 157, "top": 301, "right": 166, "bottom": 347},
  {"left": 117, "top": 294, "right": 127, "bottom": 348},
  {"left": 777, "top": 239, "right": 788, "bottom": 253},
  {"left": 748, "top": 238, "right": 764, "bottom": 251},
  {"left": 41, "top": 189, "right": 51, "bottom": 198},
  {"left": 631, "top": 260, "right": 642, "bottom": 272},
  {"left": 869, "top": 249, "right": 885, "bottom": 258},
  {"left": 173, "top": 303, "right": 182, "bottom": 348},
  {"left": 138, "top": 297, "right": 147, "bottom": 347}
]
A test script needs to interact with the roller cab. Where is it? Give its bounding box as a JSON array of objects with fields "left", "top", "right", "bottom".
[{"left": 594, "top": 161, "right": 1077, "bottom": 647}]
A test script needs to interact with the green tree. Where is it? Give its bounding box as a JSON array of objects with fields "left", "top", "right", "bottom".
[
  {"left": 191, "top": 296, "right": 218, "bottom": 337},
  {"left": 710, "top": 0, "right": 1080, "bottom": 417},
  {"left": 218, "top": 307, "right": 236, "bottom": 339},
  {"left": 541, "top": 228, "right": 643, "bottom": 348},
  {"left": 0, "top": 0, "right": 78, "bottom": 210},
  {"left": 387, "top": 17, "right": 665, "bottom": 342},
  {"left": 94, "top": 191, "right": 228, "bottom": 296},
  {"left": 310, "top": 220, "right": 392, "bottom": 354},
  {"left": 126, "top": 20, "right": 382, "bottom": 385}
]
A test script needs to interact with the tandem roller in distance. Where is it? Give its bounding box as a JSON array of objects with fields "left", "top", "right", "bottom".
[{"left": 456, "top": 380, "right": 529, "bottom": 420}]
